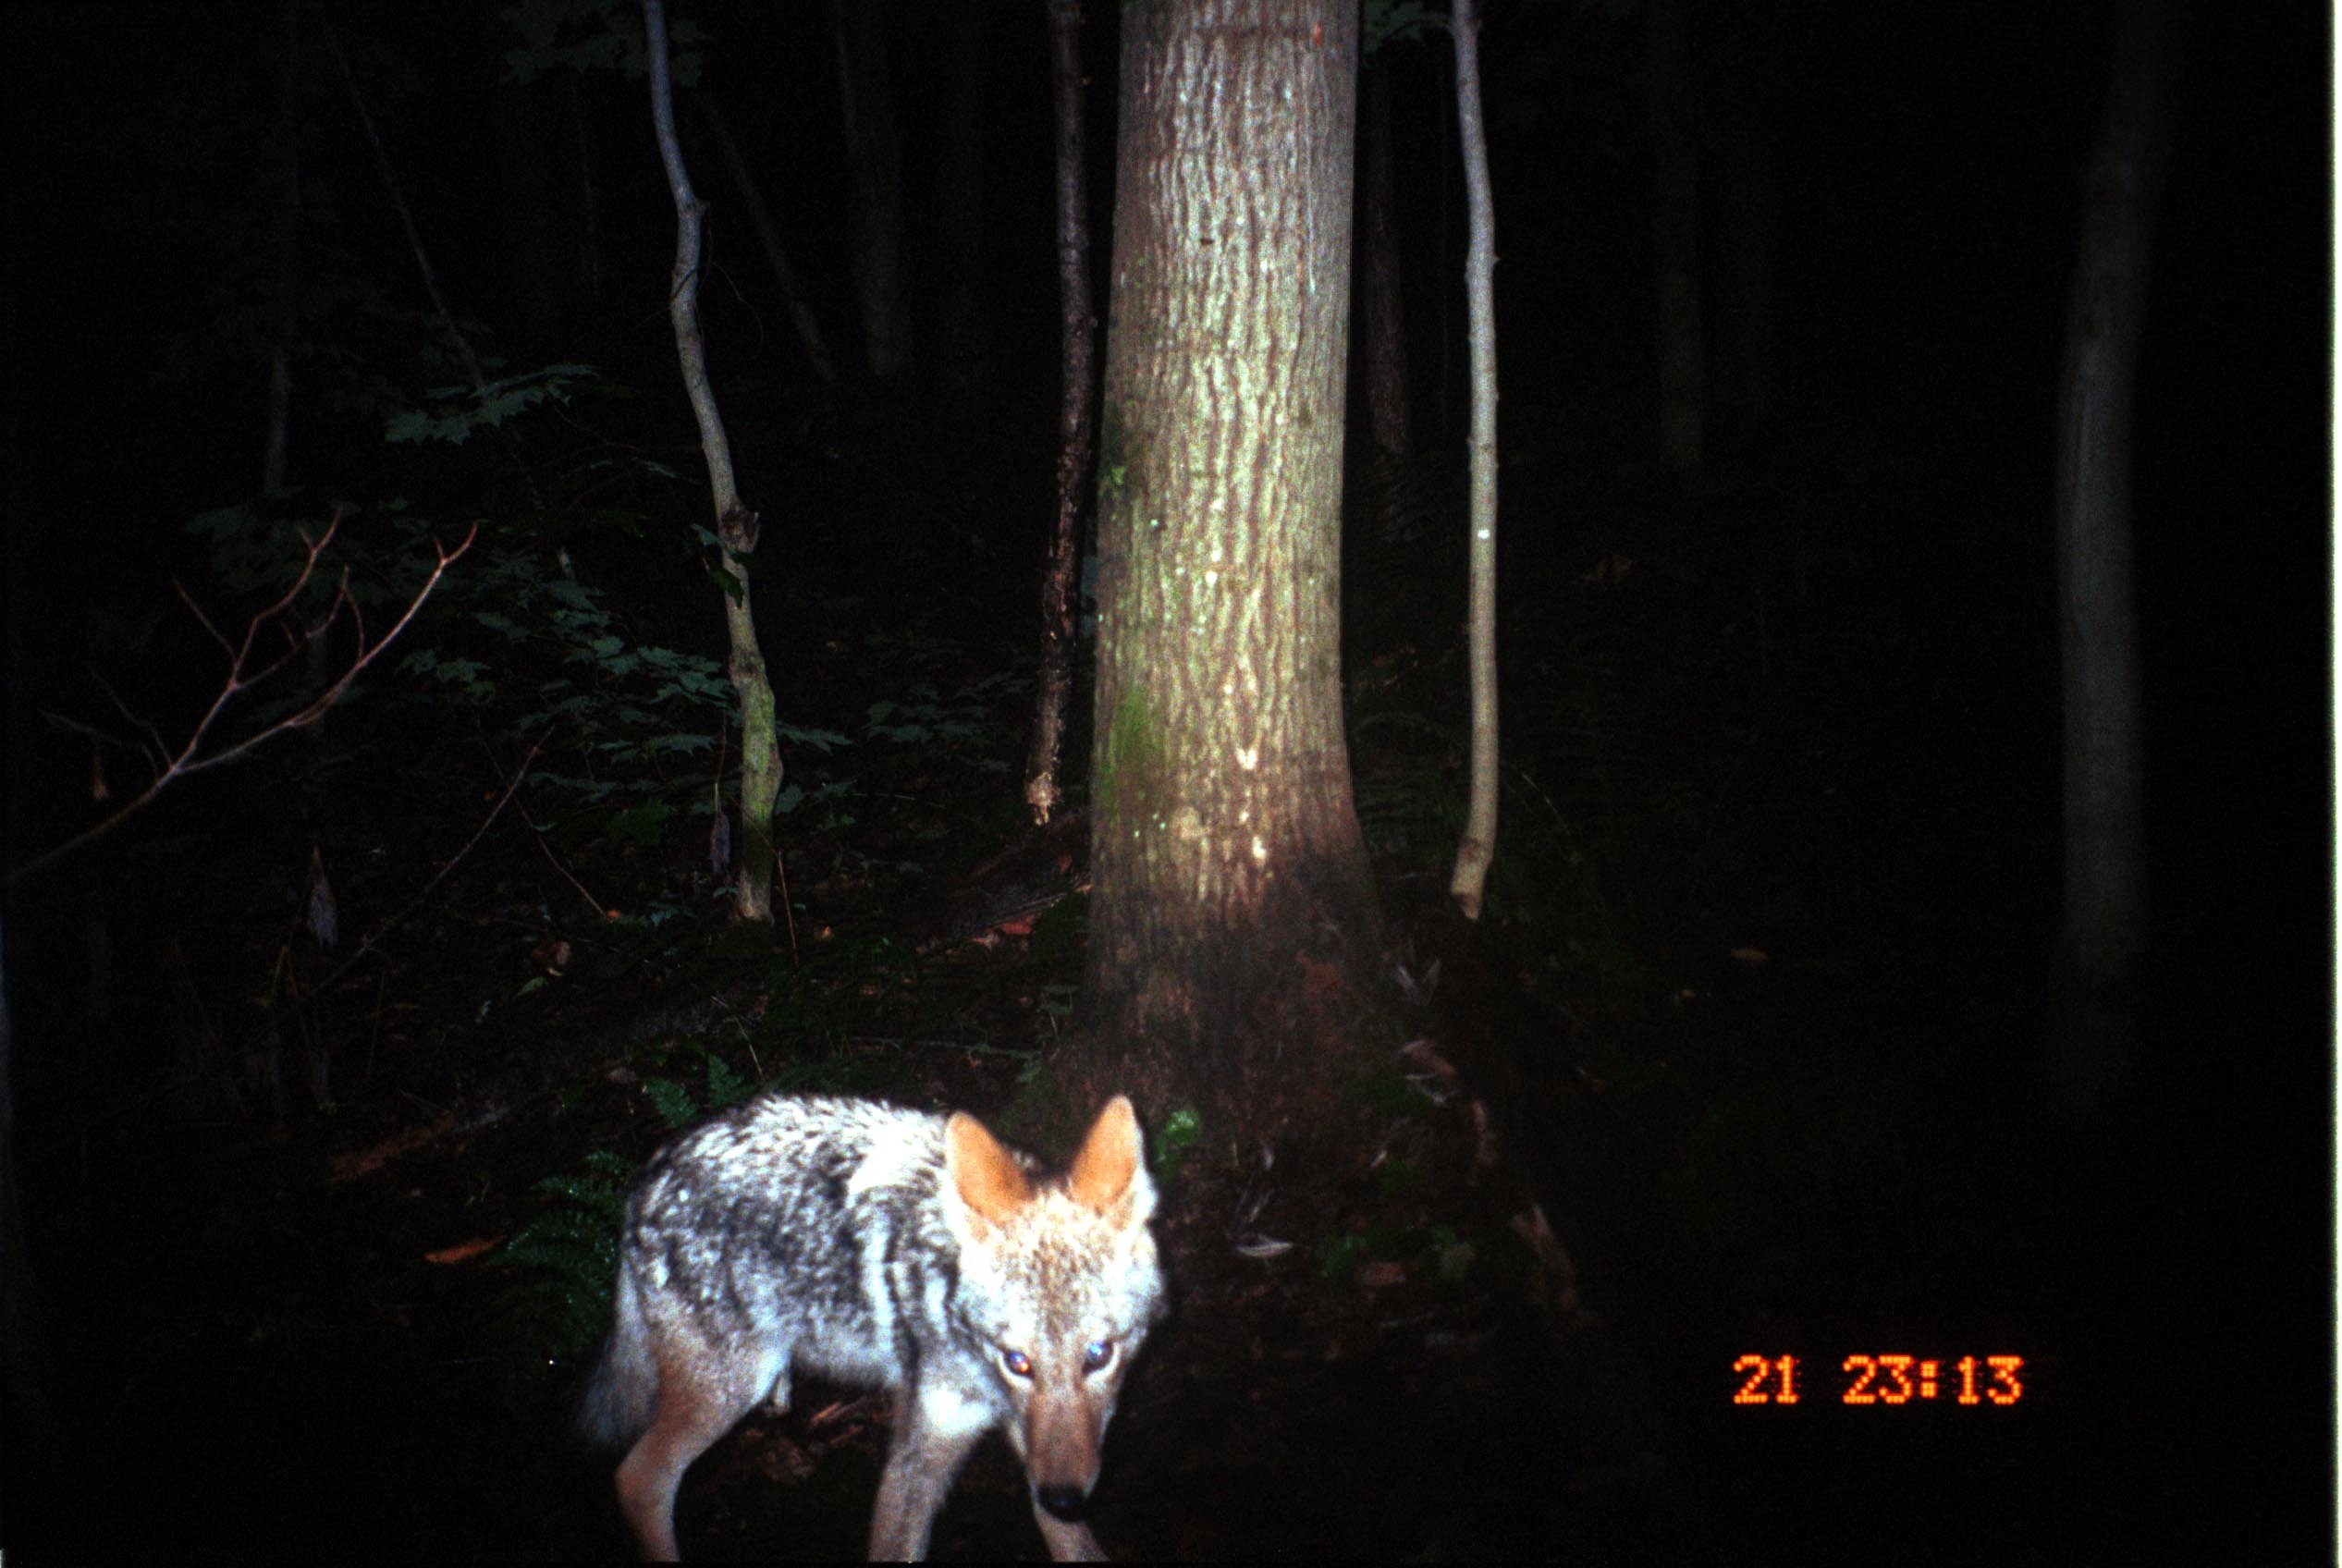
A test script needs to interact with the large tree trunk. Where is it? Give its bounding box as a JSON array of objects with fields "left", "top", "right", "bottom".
[
  {"left": 1080, "top": 0, "right": 1383, "bottom": 1151},
  {"left": 2050, "top": 0, "right": 2178, "bottom": 1111}
]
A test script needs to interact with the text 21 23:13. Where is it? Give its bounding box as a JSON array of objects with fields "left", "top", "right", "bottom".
[{"left": 1731, "top": 1354, "right": 2026, "bottom": 1406}]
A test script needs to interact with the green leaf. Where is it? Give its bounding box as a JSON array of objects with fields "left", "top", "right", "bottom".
[{"left": 642, "top": 1076, "right": 699, "bottom": 1131}]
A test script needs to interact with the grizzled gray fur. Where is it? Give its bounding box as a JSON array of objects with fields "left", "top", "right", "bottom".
[{"left": 582, "top": 1093, "right": 1163, "bottom": 1562}]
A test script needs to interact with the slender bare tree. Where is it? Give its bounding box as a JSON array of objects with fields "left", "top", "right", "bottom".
[
  {"left": 1447, "top": 0, "right": 1501, "bottom": 920},
  {"left": 2051, "top": 0, "right": 2180, "bottom": 1110},
  {"left": 644, "top": 0, "right": 786, "bottom": 924},
  {"left": 1024, "top": 0, "right": 1101, "bottom": 827}
]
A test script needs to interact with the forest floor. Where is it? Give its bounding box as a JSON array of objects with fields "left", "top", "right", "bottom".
[
  {"left": 6, "top": 877, "right": 2079, "bottom": 1563},
  {"left": 1, "top": 460, "right": 2324, "bottom": 1562}
]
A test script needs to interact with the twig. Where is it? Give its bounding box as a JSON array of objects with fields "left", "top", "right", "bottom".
[
  {"left": 514, "top": 784, "right": 610, "bottom": 922},
  {"left": 7, "top": 514, "right": 476, "bottom": 888},
  {"left": 776, "top": 838, "right": 799, "bottom": 966}
]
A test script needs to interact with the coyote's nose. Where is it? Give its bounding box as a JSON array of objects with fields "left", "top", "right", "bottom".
[{"left": 1036, "top": 1483, "right": 1091, "bottom": 1522}]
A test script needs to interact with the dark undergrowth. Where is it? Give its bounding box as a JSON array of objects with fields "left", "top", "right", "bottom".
[{"left": 1, "top": 422, "right": 2321, "bottom": 1563}]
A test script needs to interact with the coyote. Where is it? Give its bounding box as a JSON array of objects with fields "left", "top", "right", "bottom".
[{"left": 581, "top": 1094, "right": 1165, "bottom": 1561}]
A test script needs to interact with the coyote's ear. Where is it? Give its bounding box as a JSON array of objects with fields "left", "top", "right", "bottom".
[
  {"left": 1068, "top": 1096, "right": 1149, "bottom": 1218},
  {"left": 945, "top": 1111, "right": 1033, "bottom": 1228}
]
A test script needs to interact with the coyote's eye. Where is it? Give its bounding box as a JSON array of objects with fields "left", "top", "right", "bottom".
[
  {"left": 1000, "top": 1348, "right": 1034, "bottom": 1378},
  {"left": 1082, "top": 1340, "right": 1114, "bottom": 1373}
]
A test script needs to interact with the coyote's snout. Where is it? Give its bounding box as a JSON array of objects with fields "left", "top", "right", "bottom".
[{"left": 581, "top": 1093, "right": 1165, "bottom": 1562}]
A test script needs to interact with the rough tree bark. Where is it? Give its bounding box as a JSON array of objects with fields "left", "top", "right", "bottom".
[
  {"left": 644, "top": 0, "right": 785, "bottom": 925},
  {"left": 2050, "top": 0, "right": 2179, "bottom": 1111},
  {"left": 1079, "top": 0, "right": 1385, "bottom": 1151},
  {"left": 1024, "top": 0, "right": 1100, "bottom": 827}
]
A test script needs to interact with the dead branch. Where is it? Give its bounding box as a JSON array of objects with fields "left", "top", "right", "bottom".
[{"left": 7, "top": 512, "right": 477, "bottom": 888}]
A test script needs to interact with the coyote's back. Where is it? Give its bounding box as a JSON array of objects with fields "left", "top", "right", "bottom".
[{"left": 582, "top": 1093, "right": 1164, "bottom": 1561}]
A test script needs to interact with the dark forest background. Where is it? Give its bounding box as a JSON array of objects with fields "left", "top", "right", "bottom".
[{"left": 0, "top": 1, "right": 2330, "bottom": 1561}]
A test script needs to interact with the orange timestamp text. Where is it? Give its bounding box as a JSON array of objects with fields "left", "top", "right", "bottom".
[{"left": 1732, "top": 1354, "right": 2025, "bottom": 1407}]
